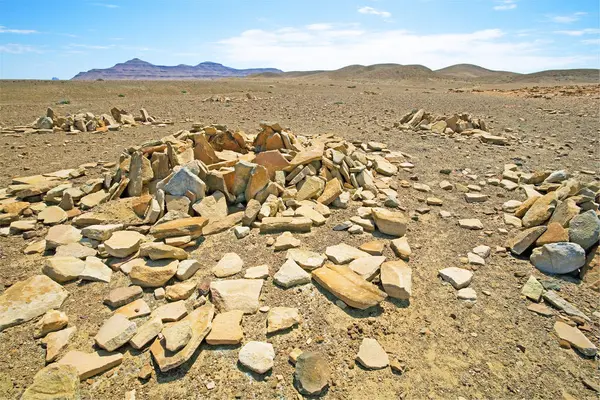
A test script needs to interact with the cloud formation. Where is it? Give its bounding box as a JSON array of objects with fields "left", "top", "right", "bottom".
[
  {"left": 0, "top": 43, "right": 43, "bottom": 53},
  {"left": 493, "top": 0, "right": 517, "bottom": 11},
  {"left": 358, "top": 6, "right": 391, "bottom": 18},
  {"left": 554, "top": 28, "right": 600, "bottom": 36},
  {"left": 0, "top": 25, "right": 37, "bottom": 34},
  {"left": 547, "top": 12, "right": 586, "bottom": 24}
]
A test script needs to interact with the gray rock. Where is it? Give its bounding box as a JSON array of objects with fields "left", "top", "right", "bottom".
[
  {"left": 164, "top": 167, "right": 206, "bottom": 200},
  {"left": 530, "top": 242, "right": 586, "bottom": 274},
  {"left": 568, "top": 210, "right": 600, "bottom": 250},
  {"left": 294, "top": 352, "right": 330, "bottom": 396}
]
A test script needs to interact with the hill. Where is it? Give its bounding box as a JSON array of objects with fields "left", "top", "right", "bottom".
[
  {"left": 435, "top": 64, "right": 519, "bottom": 79},
  {"left": 71, "top": 58, "right": 282, "bottom": 80}
]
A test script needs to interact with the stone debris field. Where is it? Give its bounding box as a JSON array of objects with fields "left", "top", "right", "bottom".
[{"left": 0, "top": 80, "right": 598, "bottom": 400}]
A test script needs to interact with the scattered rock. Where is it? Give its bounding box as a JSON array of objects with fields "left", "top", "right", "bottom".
[
  {"left": 356, "top": 338, "right": 389, "bottom": 369},
  {"left": 380, "top": 260, "right": 412, "bottom": 300},
  {"left": 206, "top": 310, "right": 244, "bottom": 345},
  {"left": 294, "top": 352, "right": 330, "bottom": 396},
  {"left": 58, "top": 350, "right": 123, "bottom": 380},
  {"left": 21, "top": 364, "right": 80, "bottom": 400},
  {"left": 94, "top": 314, "right": 137, "bottom": 351},
  {"left": 213, "top": 252, "right": 244, "bottom": 278},
  {"left": 238, "top": 341, "right": 275, "bottom": 374},
  {"left": 530, "top": 242, "right": 585, "bottom": 274},
  {"left": 438, "top": 267, "right": 473, "bottom": 289},
  {"left": 274, "top": 258, "right": 311, "bottom": 288},
  {"left": 267, "top": 307, "right": 300, "bottom": 334},
  {"left": 210, "top": 279, "right": 263, "bottom": 314},
  {"left": 554, "top": 321, "right": 597, "bottom": 356}
]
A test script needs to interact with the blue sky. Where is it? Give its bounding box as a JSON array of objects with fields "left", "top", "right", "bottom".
[{"left": 0, "top": 0, "right": 599, "bottom": 79}]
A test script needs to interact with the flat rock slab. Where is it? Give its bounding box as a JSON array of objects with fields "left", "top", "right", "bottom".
[
  {"left": 371, "top": 208, "right": 408, "bottom": 237},
  {"left": 94, "top": 314, "right": 137, "bottom": 351},
  {"left": 259, "top": 217, "right": 312, "bottom": 233},
  {"left": 114, "top": 298, "right": 151, "bottom": 319},
  {"left": 238, "top": 341, "right": 275, "bottom": 374},
  {"left": 244, "top": 264, "right": 270, "bottom": 279},
  {"left": 80, "top": 256, "right": 112, "bottom": 283},
  {"left": 55, "top": 243, "right": 97, "bottom": 259},
  {"left": 554, "top": 321, "right": 597, "bottom": 357},
  {"left": 312, "top": 264, "right": 387, "bottom": 309},
  {"left": 359, "top": 240, "right": 385, "bottom": 256},
  {"left": 104, "top": 231, "right": 145, "bottom": 258},
  {"left": 151, "top": 301, "right": 188, "bottom": 322},
  {"left": 206, "top": 310, "right": 244, "bottom": 345},
  {"left": 356, "top": 338, "right": 389, "bottom": 369},
  {"left": 43, "top": 256, "right": 85, "bottom": 283},
  {"left": 267, "top": 307, "right": 300, "bottom": 334},
  {"left": 294, "top": 352, "right": 330, "bottom": 396},
  {"left": 325, "top": 243, "right": 370, "bottom": 264},
  {"left": 210, "top": 279, "right": 264, "bottom": 314},
  {"left": 21, "top": 364, "right": 80, "bottom": 400},
  {"left": 380, "top": 260, "right": 412, "bottom": 300},
  {"left": 150, "top": 217, "right": 208, "bottom": 239},
  {"left": 150, "top": 303, "right": 214, "bottom": 372},
  {"left": 213, "top": 252, "right": 244, "bottom": 278},
  {"left": 506, "top": 226, "right": 547, "bottom": 255},
  {"left": 58, "top": 350, "right": 123, "bottom": 380},
  {"left": 0, "top": 275, "right": 69, "bottom": 332},
  {"left": 274, "top": 258, "right": 311, "bottom": 288},
  {"left": 286, "top": 249, "right": 326, "bottom": 270},
  {"left": 438, "top": 267, "right": 473, "bottom": 289},
  {"left": 104, "top": 285, "right": 143, "bottom": 308},
  {"left": 130, "top": 317, "right": 163, "bottom": 350},
  {"left": 43, "top": 326, "right": 76, "bottom": 362},
  {"left": 458, "top": 219, "right": 483, "bottom": 230},
  {"left": 349, "top": 256, "right": 386, "bottom": 281},
  {"left": 129, "top": 259, "right": 178, "bottom": 287}
]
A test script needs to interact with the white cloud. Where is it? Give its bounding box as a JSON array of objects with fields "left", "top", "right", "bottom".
[
  {"left": 582, "top": 38, "right": 600, "bottom": 45},
  {"left": 306, "top": 23, "right": 334, "bottom": 31},
  {"left": 358, "top": 6, "right": 391, "bottom": 18},
  {"left": 91, "top": 3, "right": 119, "bottom": 8},
  {"left": 217, "top": 25, "right": 597, "bottom": 73},
  {"left": 554, "top": 28, "right": 600, "bottom": 36},
  {"left": 0, "top": 43, "right": 43, "bottom": 54},
  {"left": 0, "top": 25, "right": 37, "bottom": 34},
  {"left": 493, "top": 0, "right": 517, "bottom": 11},
  {"left": 67, "top": 43, "right": 115, "bottom": 50},
  {"left": 547, "top": 12, "right": 586, "bottom": 24}
]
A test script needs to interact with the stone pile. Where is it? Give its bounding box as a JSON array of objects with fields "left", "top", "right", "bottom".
[
  {"left": 503, "top": 168, "right": 599, "bottom": 277},
  {"left": 397, "top": 108, "right": 509, "bottom": 145},
  {"left": 0, "top": 119, "right": 421, "bottom": 397},
  {"left": 0, "top": 107, "right": 170, "bottom": 135}
]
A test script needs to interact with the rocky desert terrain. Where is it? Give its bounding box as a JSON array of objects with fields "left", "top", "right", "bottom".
[{"left": 0, "top": 75, "right": 598, "bottom": 400}]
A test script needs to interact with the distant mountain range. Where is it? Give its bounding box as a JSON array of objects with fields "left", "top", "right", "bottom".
[{"left": 71, "top": 58, "right": 283, "bottom": 80}]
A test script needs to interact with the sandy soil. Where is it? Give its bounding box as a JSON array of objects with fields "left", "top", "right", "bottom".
[{"left": 0, "top": 78, "right": 598, "bottom": 399}]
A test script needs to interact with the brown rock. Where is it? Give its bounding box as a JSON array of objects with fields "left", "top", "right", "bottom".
[
  {"left": 522, "top": 192, "right": 557, "bottom": 228},
  {"left": 254, "top": 150, "right": 290, "bottom": 179},
  {"left": 245, "top": 165, "right": 270, "bottom": 201},
  {"left": 129, "top": 259, "right": 178, "bottom": 287},
  {"left": 316, "top": 178, "right": 343, "bottom": 205},
  {"left": 359, "top": 240, "right": 385, "bottom": 256},
  {"left": 536, "top": 222, "right": 569, "bottom": 246},
  {"left": 205, "top": 310, "right": 244, "bottom": 345},
  {"left": 58, "top": 350, "right": 123, "bottom": 380},
  {"left": 150, "top": 217, "right": 208, "bottom": 239}
]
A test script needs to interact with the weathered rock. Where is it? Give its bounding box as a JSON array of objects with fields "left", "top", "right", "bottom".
[
  {"left": 114, "top": 299, "right": 151, "bottom": 319},
  {"left": 296, "top": 176, "right": 325, "bottom": 201},
  {"left": 213, "top": 252, "right": 244, "bottom": 278},
  {"left": 267, "top": 307, "right": 300, "bottom": 334},
  {"left": 202, "top": 211, "right": 243, "bottom": 235},
  {"left": 569, "top": 210, "right": 600, "bottom": 250},
  {"left": 530, "top": 242, "right": 586, "bottom": 274},
  {"left": 104, "top": 231, "right": 145, "bottom": 258},
  {"left": 458, "top": 219, "right": 483, "bottom": 230},
  {"left": 506, "top": 226, "right": 547, "bottom": 255},
  {"left": 46, "top": 225, "right": 82, "bottom": 249},
  {"left": 295, "top": 205, "right": 326, "bottom": 226},
  {"left": 43, "top": 256, "right": 85, "bottom": 283},
  {"left": 58, "top": 350, "right": 123, "bottom": 381},
  {"left": 472, "top": 245, "right": 491, "bottom": 259},
  {"left": 317, "top": 178, "right": 342, "bottom": 205},
  {"left": 192, "top": 191, "right": 227, "bottom": 220},
  {"left": 371, "top": 208, "right": 407, "bottom": 237},
  {"left": 380, "top": 260, "right": 412, "bottom": 300},
  {"left": 151, "top": 301, "right": 188, "bottom": 322},
  {"left": 149, "top": 216, "right": 208, "bottom": 239},
  {"left": 356, "top": 338, "right": 389, "bottom": 369},
  {"left": 38, "top": 206, "right": 68, "bottom": 225},
  {"left": 21, "top": 363, "right": 80, "bottom": 400},
  {"left": 244, "top": 264, "right": 269, "bottom": 279},
  {"left": 80, "top": 256, "right": 112, "bottom": 283},
  {"left": 140, "top": 242, "right": 188, "bottom": 261},
  {"left": 348, "top": 256, "right": 386, "bottom": 281},
  {"left": 55, "top": 243, "right": 96, "bottom": 259},
  {"left": 80, "top": 190, "right": 109, "bottom": 210},
  {"left": 325, "top": 243, "right": 370, "bottom": 264},
  {"left": 273, "top": 231, "right": 301, "bottom": 251},
  {"left": 94, "top": 314, "right": 137, "bottom": 351},
  {"left": 294, "top": 352, "right": 330, "bottom": 396},
  {"left": 286, "top": 248, "right": 326, "bottom": 270},
  {"left": 129, "top": 317, "right": 163, "bottom": 350},
  {"left": 34, "top": 309, "right": 68, "bottom": 338},
  {"left": 242, "top": 199, "right": 261, "bottom": 226},
  {"left": 238, "top": 341, "right": 275, "bottom": 374},
  {"left": 176, "top": 259, "right": 201, "bottom": 280},
  {"left": 438, "top": 267, "right": 473, "bottom": 289},
  {"left": 543, "top": 290, "right": 590, "bottom": 321},
  {"left": 42, "top": 326, "right": 76, "bottom": 362},
  {"left": 259, "top": 217, "right": 312, "bottom": 233},
  {"left": 150, "top": 304, "right": 214, "bottom": 372},
  {"left": 467, "top": 252, "right": 485, "bottom": 266},
  {"left": 210, "top": 279, "right": 263, "bottom": 314},
  {"left": 274, "top": 258, "right": 311, "bottom": 288},
  {"left": 245, "top": 165, "right": 269, "bottom": 201},
  {"left": 390, "top": 237, "right": 411, "bottom": 260},
  {"left": 522, "top": 192, "right": 557, "bottom": 228},
  {"left": 165, "top": 280, "right": 197, "bottom": 301},
  {"left": 164, "top": 167, "right": 206, "bottom": 200},
  {"left": 205, "top": 310, "right": 244, "bottom": 345},
  {"left": 129, "top": 259, "right": 178, "bottom": 287},
  {"left": 536, "top": 222, "right": 569, "bottom": 246},
  {"left": 548, "top": 199, "right": 580, "bottom": 227},
  {"left": 104, "top": 286, "right": 143, "bottom": 308},
  {"left": 554, "top": 321, "right": 597, "bottom": 356},
  {"left": 312, "top": 264, "right": 387, "bottom": 309},
  {"left": 359, "top": 240, "right": 385, "bottom": 256},
  {"left": 521, "top": 275, "right": 543, "bottom": 302},
  {"left": 163, "top": 321, "right": 193, "bottom": 352}
]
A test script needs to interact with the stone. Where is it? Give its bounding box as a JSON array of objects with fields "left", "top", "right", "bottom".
[
  {"left": 130, "top": 259, "right": 178, "bottom": 287},
  {"left": 149, "top": 304, "right": 214, "bottom": 372},
  {"left": 55, "top": 243, "right": 97, "bottom": 259},
  {"left": 506, "top": 226, "right": 547, "bottom": 255},
  {"left": 465, "top": 193, "right": 488, "bottom": 203},
  {"left": 151, "top": 301, "right": 188, "bottom": 322},
  {"left": 0, "top": 275, "right": 68, "bottom": 332},
  {"left": 205, "top": 310, "right": 244, "bottom": 345},
  {"left": 10, "top": 220, "right": 36, "bottom": 233},
  {"left": 113, "top": 299, "right": 147, "bottom": 322},
  {"left": 244, "top": 264, "right": 269, "bottom": 279},
  {"left": 273, "top": 231, "right": 301, "bottom": 251},
  {"left": 438, "top": 267, "right": 473, "bottom": 289},
  {"left": 38, "top": 206, "right": 68, "bottom": 225},
  {"left": 296, "top": 176, "right": 325, "bottom": 201},
  {"left": 242, "top": 199, "right": 261, "bottom": 226},
  {"left": 359, "top": 240, "right": 385, "bottom": 256},
  {"left": 548, "top": 199, "right": 580, "bottom": 227},
  {"left": 104, "top": 286, "right": 143, "bottom": 308},
  {"left": 467, "top": 252, "right": 485, "bottom": 266},
  {"left": 94, "top": 314, "right": 137, "bottom": 351},
  {"left": 234, "top": 226, "right": 250, "bottom": 239},
  {"left": 504, "top": 213, "right": 523, "bottom": 228},
  {"left": 522, "top": 193, "right": 557, "bottom": 228},
  {"left": 380, "top": 260, "right": 412, "bottom": 300},
  {"left": 371, "top": 208, "right": 407, "bottom": 237},
  {"left": 286, "top": 248, "right": 326, "bottom": 270},
  {"left": 317, "top": 178, "right": 342, "bottom": 205},
  {"left": 58, "top": 350, "right": 123, "bottom": 380},
  {"left": 79, "top": 190, "right": 109, "bottom": 210},
  {"left": 166, "top": 281, "right": 197, "bottom": 301},
  {"left": 295, "top": 205, "right": 326, "bottom": 226},
  {"left": 238, "top": 341, "right": 275, "bottom": 374},
  {"left": 530, "top": 243, "right": 586, "bottom": 274},
  {"left": 472, "top": 245, "right": 491, "bottom": 259},
  {"left": 24, "top": 240, "right": 46, "bottom": 255},
  {"left": 34, "top": 310, "right": 68, "bottom": 338},
  {"left": 536, "top": 222, "right": 569, "bottom": 246},
  {"left": 154, "top": 288, "right": 165, "bottom": 300},
  {"left": 79, "top": 256, "right": 112, "bottom": 283},
  {"left": 45, "top": 225, "right": 82, "bottom": 249},
  {"left": 356, "top": 338, "right": 389, "bottom": 369},
  {"left": 543, "top": 290, "right": 589, "bottom": 322},
  {"left": 43, "top": 256, "right": 85, "bottom": 283},
  {"left": 349, "top": 216, "right": 375, "bottom": 232},
  {"left": 165, "top": 195, "right": 191, "bottom": 214},
  {"left": 213, "top": 252, "right": 244, "bottom": 278},
  {"left": 569, "top": 210, "right": 600, "bottom": 250},
  {"left": 267, "top": 307, "right": 300, "bottom": 334},
  {"left": 165, "top": 235, "right": 192, "bottom": 247},
  {"left": 210, "top": 279, "right": 263, "bottom": 314},
  {"left": 254, "top": 150, "right": 290, "bottom": 179},
  {"left": 348, "top": 225, "right": 363, "bottom": 234},
  {"left": 176, "top": 259, "right": 201, "bottom": 280},
  {"left": 140, "top": 242, "right": 188, "bottom": 261},
  {"left": 104, "top": 231, "right": 145, "bottom": 258},
  {"left": 164, "top": 167, "right": 206, "bottom": 200},
  {"left": 527, "top": 303, "right": 554, "bottom": 317},
  {"left": 349, "top": 256, "right": 386, "bottom": 281},
  {"left": 42, "top": 326, "right": 76, "bottom": 362},
  {"left": 274, "top": 258, "right": 311, "bottom": 288},
  {"left": 163, "top": 321, "right": 193, "bottom": 352},
  {"left": 514, "top": 196, "right": 541, "bottom": 218},
  {"left": 390, "top": 237, "right": 411, "bottom": 260},
  {"left": 149, "top": 216, "right": 208, "bottom": 239},
  {"left": 21, "top": 364, "right": 80, "bottom": 400},
  {"left": 554, "top": 321, "right": 597, "bottom": 356},
  {"left": 457, "top": 287, "right": 477, "bottom": 300},
  {"left": 259, "top": 217, "right": 312, "bottom": 233},
  {"left": 413, "top": 182, "right": 431, "bottom": 192},
  {"left": 325, "top": 243, "right": 370, "bottom": 264},
  {"left": 192, "top": 191, "right": 227, "bottom": 220},
  {"left": 503, "top": 200, "right": 522, "bottom": 212},
  {"left": 458, "top": 219, "right": 483, "bottom": 230},
  {"left": 294, "top": 352, "right": 330, "bottom": 396},
  {"left": 545, "top": 170, "right": 568, "bottom": 183},
  {"left": 521, "top": 276, "right": 543, "bottom": 302},
  {"left": 312, "top": 264, "right": 387, "bottom": 309},
  {"left": 245, "top": 165, "right": 270, "bottom": 201}
]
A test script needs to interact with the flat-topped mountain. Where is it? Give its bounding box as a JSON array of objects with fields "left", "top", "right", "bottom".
[{"left": 71, "top": 58, "right": 283, "bottom": 80}]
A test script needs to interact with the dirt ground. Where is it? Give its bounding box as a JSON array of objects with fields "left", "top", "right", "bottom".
[{"left": 0, "top": 78, "right": 598, "bottom": 399}]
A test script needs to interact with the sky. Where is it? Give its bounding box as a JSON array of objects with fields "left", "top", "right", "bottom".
[{"left": 0, "top": 0, "right": 599, "bottom": 79}]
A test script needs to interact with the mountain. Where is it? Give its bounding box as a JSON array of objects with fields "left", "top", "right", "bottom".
[
  {"left": 71, "top": 58, "right": 283, "bottom": 80},
  {"left": 434, "top": 64, "right": 519, "bottom": 79}
]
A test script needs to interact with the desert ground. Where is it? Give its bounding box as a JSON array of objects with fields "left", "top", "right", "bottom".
[{"left": 0, "top": 76, "right": 598, "bottom": 400}]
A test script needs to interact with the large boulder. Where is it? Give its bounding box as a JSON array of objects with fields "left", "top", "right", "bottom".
[
  {"left": 568, "top": 210, "right": 600, "bottom": 250},
  {"left": 530, "top": 242, "right": 586, "bottom": 274}
]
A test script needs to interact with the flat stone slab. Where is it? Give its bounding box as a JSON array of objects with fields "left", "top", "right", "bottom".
[
  {"left": 238, "top": 341, "right": 275, "bottom": 374},
  {"left": 213, "top": 252, "right": 244, "bottom": 278},
  {"left": 130, "top": 317, "right": 163, "bottom": 350},
  {"left": 380, "top": 260, "right": 412, "bottom": 300},
  {"left": 21, "top": 364, "right": 80, "bottom": 400},
  {"left": 58, "top": 350, "right": 123, "bottom": 380},
  {"left": 0, "top": 275, "right": 69, "bottom": 332},
  {"left": 43, "top": 326, "right": 76, "bottom": 362},
  {"left": 458, "top": 219, "right": 483, "bottom": 230},
  {"left": 356, "top": 338, "right": 389, "bottom": 369},
  {"left": 438, "top": 267, "right": 473, "bottom": 289},
  {"left": 267, "top": 307, "right": 300, "bottom": 334},
  {"left": 325, "top": 243, "right": 370, "bottom": 264},
  {"left": 349, "top": 256, "right": 386, "bottom": 281},
  {"left": 206, "top": 310, "right": 244, "bottom": 345},
  {"left": 274, "top": 258, "right": 311, "bottom": 288},
  {"left": 285, "top": 249, "right": 326, "bottom": 270},
  {"left": 94, "top": 314, "right": 137, "bottom": 351},
  {"left": 104, "top": 286, "right": 143, "bottom": 308},
  {"left": 294, "top": 352, "right": 330, "bottom": 396},
  {"left": 554, "top": 321, "right": 597, "bottom": 357},
  {"left": 150, "top": 303, "right": 214, "bottom": 372},
  {"left": 312, "top": 264, "right": 387, "bottom": 309},
  {"left": 43, "top": 256, "right": 85, "bottom": 283},
  {"left": 114, "top": 298, "right": 151, "bottom": 319}
]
